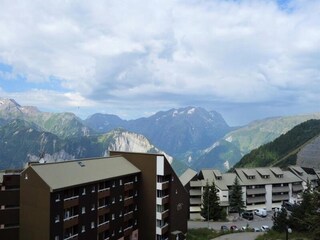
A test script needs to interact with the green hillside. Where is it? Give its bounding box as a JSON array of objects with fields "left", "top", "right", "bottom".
[{"left": 233, "top": 119, "right": 320, "bottom": 168}]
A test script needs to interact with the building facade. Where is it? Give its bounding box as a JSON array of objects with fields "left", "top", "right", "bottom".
[
  {"left": 110, "top": 152, "right": 189, "bottom": 240},
  {"left": 182, "top": 166, "right": 319, "bottom": 220},
  {"left": 0, "top": 170, "right": 21, "bottom": 240},
  {"left": 0, "top": 152, "right": 188, "bottom": 240}
]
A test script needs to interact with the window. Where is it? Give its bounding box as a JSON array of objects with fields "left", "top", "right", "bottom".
[
  {"left": 112, "top": 214, "right": 115, "bottom": 220},
  {"left": 81, "top": 225, "right": 85, "bottom": 233},
  {"left": 135, "top": 190, "right": 138, "bottom": 196},
  {"left": 135, "top": 204, "right": 138, "bottom": 211},
  {"left": 119, "top": 179, "right": 122, "bottom": 185},
  {"left": 92, "top": 186, "right": 95, "bottom": 193},
  {"left": 134, "top": 219, "right": 137, "bottom": 225},
  {"left": 55, "top": 194, "right": 60, "bottom": 202},
  {"left": 82, "top": 188, "right": 86, "bottom": 195},
  {"left": 55, "top": 215, "right": 60, "bottom": 223},
  {"left": 135, "top": 176, "right": 138, "bottom": 182},
  {"left": 119, "top": 211, "right": 122, "bottom": 217},
  {"left": 112, "top": 181, "right": 116, "bottom": 188},
  {"left": 112, "top": 197, "right": 115, "bottom": 204},
  {"left": 119, "top": 195, "right": 123, "bottom": 201},
  {"left": 54, "top": 236, "right": 59, "bottom": 240},
  {"left": 81, "top": 207, "right": 85, "bottom": 214},
  {"left": 91, "top": 221, "right": 95, "bottom": 229},
  {"left": 91, "top": 204, "right": 95, "bottom": 211},
  {"left": 119, "top": 227, "right": 122, "bottom": 233}
]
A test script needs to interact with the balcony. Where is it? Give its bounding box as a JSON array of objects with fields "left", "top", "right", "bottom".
[
  {"left": 156, "top": 209, "right": 169, "bottom": 220},
  {"left": 272, "top": 186, "right": 289, "bottom": 193},
  {"left": 98, "top": 206, "right": 110, "bottom": 216},
  {"left": 246, "top": 196, "right": 265, "bottom": 204},
  {"left": 124, "top": 225, "right": 133, "bottom": 236},
  {"left": 156, "top": 223, "right": 169, "bottom": 235},
  {"left": 247, "top": 188, "right": 266, "bottom": 195},
  {"left": 64, "top": 233, "right": 78, "bottom": 240},
  {"left": 0, "top": 190, "right": 19, "bottom": 205},
  {"left": 272, "top": 194, "right": 289, "bottom": 201},
  {"left": 98, "top": 221, "right": 110, "bottom": 233},
  {"left": 156, "top": 195, "right": 169, "bottom": 205},
  {"left": 124, "top": 196, "right": 134, "bottom": 207},
  {"left": 124, "top": 182, "right": 134, "bottom": 191},
  {"left": 292, "top": 184, "right": 303, "bottom": 192},
  {"left": 98, "top": 188, "right": 110, "bottom": 198},
  {"left": 157, "top": 181, "right": 169, "bottom": 190},
  {"left": 190, "top": 198, "right": 201, "bottom": 205},
  {"left": 190, "top": 189, "right": 202, "bottom": 196},
  {"left": 190, "top": 181, "right": 202, "bottom": 187},
  {"left": 124, "top": 211, "right": 134, "bottom": 222},
  {"left": 63, "top": 215, "right": 79, "bottom": 229},
  {"left": 63, "top": 196, "right": 79, "bottom": 209},
  {"left": 0, "top": 208, "right": 19, "bottom": 225}
]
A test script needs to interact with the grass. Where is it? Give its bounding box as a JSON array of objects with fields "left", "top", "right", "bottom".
[
  {"left": 187, "top": 228, "right": 223, "bottom": 240},
  {"left": 255, "top": 230, "right": 312, "bottom": 240}
]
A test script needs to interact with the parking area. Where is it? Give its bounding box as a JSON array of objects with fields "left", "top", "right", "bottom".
[{"left": 188, "top": 211, "right": 274, "bottom": 232}]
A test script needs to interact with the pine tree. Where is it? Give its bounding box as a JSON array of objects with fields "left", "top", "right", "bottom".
[
  {"left": 272, "top": 207, "right": 288, "bottom": 232},
  {"left": 229, "top": 177, "right": 245, "bottom": 215},
  {"left": 289, "top": 179, "right": 313, "bottom": 232},
  {"left": 209, "top": 179, "right": 222, "bottom": 221},
  {"left": 201, "top": 180, "right": 210, "bottom": 220},
  {"left": 201, "top": 179, "right": 222, "bottom": 221}
]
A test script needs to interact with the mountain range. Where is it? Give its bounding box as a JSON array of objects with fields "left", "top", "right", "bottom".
[{"left": 1, "top": 97, "right": 320, "bottom": 173}]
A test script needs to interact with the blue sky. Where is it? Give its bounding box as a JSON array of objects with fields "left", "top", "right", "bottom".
[{"left": 0, "top": 0, "right": 320, "bottom": 126}]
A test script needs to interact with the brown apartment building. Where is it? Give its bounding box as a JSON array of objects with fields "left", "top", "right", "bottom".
[
  {"left": 109, "top": 152, "right": 189, "bottom": 240},
  {"left": 0, "top": 170, "right": 21, "bottom": 240},
  {"left": 0, "top": 151, "right": 188, "bottom": 240}
]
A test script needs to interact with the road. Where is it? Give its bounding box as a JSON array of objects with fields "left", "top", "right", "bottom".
[{"left": 211, "top": 232, "right": 264, "bottom": 240}]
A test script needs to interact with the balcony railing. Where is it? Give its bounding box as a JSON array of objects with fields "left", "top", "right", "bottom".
[
  {"left": 124, "top": 182, "right": 134, "bottom": 191},
  {"left": 157, "top": 181, "right": 169, "bottom": 190},
  {"left": 64, "top": 233, "right": 78, "bottom": 240},
  {"left": 156, "top": 223, "right": 169, "bottom": 235},
  {"left": 64, "top": 195, "right": 79, "bottom": 201},
  {"left": 64, "top": 214, "right": 79, "bottom": 222},
  {"left": 124, "top": 196, "right": 134, "bottom": 206},
  {"left": 98, "top": 220, "right": 110, "bottom": 227},
  {"left": 156, "top": 195, "right": 169, "bottom": 205}
]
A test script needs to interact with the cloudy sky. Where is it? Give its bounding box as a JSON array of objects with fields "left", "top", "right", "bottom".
[{"left": 0, "top": 0, "right": 320, "bottom": 125}]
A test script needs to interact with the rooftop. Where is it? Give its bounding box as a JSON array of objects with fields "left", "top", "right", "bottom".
[{"left": 25, "top": 156, "right": 141, "bottom": 191}]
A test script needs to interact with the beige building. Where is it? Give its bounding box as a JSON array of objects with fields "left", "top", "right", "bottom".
[{"left": 181, "top": 166, "right": 319, "bottom": 220}]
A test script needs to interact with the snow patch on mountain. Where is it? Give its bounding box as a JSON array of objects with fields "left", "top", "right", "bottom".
[
  {"left": 187, "top": 108, "right": 195, "bottom": 114},
  {"left": 204, "top": 141, "right": 220, "bottom": 153},
  {"left": 225, "top": 136, "right": 233, "bottom": 142}
]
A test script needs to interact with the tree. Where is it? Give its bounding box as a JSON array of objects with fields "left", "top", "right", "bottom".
[
  {"left": 201, "top": 180, "right": 210, "bottom": 221},
  {"left": 201, "top": 180, "right": 222, "bottom": 221},
  {"left": 229, "top": 177, "right": 245, "bottom": 215},
  {"left": 208, "top": 179, "right": 222, "bottom": 221},
  {"left": 289, "top": 179, "right": 313, "bottom": 232},
  {"left": 272, "top": 207, "right": 289, "bottom": 232}
]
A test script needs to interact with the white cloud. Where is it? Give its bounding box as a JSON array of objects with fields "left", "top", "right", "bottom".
[{"left": 1, "top": 0, "right": 320, "bottom": 123}]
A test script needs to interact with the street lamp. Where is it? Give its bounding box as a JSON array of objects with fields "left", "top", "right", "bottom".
[{"left": 207, "top": 188, "right": 211, "bottom": 229}]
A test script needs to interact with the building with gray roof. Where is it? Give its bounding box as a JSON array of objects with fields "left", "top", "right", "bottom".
[{"left": 182, "top": 165, "right": 319, "bottom": 220}]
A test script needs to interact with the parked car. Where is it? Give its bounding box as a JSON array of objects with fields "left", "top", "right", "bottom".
[
  {"left": 230, "top": 225, "right": 239, "bottom": 231},
  {"left": 254, "top": 208, "right": 267, "bottom": 217},
  {"left": 282, "top": 201, "right": 295, "bottom": 212},
  {"left": 241, "top": 211, "right": 254, "bottom": 220},
  {"left": 261, "top": 225, "right": 270, "bottom": 232},
  {"left": 220, "top": 225, "right": 228, "bottom": 232},
  {"left": 253, "top": 227, "right": 261, "bottom": 232}
]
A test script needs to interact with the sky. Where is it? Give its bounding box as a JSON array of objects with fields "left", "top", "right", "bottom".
[{"left": 0, "top": 0, "right": 320, "bottom": 126}]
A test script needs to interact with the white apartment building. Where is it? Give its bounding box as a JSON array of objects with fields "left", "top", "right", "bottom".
[{"left": 181, "top": 166, "right": 319, "bottom": 220}]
